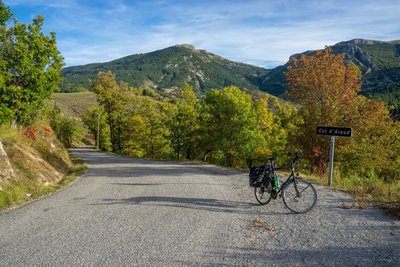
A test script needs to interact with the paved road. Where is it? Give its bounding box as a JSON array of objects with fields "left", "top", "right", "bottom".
[{"left": 0, "top": 148, "right": 399, "bottom": 266}]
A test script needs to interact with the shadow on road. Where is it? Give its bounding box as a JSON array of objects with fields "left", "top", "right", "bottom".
[
  {"left": 69, "top": 148, "right": 193, "bottom": 166},
  {"left": 93, "top": 196, "right": 257, "bottom": 214},
  {"left": 111, "top": 182, "right": 227, "bottom": 186},
  {"left": 69, "top": 148, "right": 237, "bottom": 177},
  {"left": 85, "top": 166, "right": 230, "bottom": 178},
  {"left": 197, "top": 244, "right": 400, "bottom": 266}
]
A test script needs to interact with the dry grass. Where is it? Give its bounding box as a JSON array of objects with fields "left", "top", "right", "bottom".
[
  {"left": 50, "top": 92, "right": 98, "bottom": 118},
  {"left": 0, "top": 154, "right": 87, "bottom": 211},
  {"left": 279, "top": 169, "right": 400, "bottom": 218},
  {"left": 0, "top": 123, "right": 87, "bottom": 211}
]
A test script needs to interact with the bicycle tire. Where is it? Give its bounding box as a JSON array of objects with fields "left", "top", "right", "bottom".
[
  {"left": 282, "top": 178, "right": 317, "bottom": 213},
  {"left": 254, "top": 182, "right": 272, "bottom": 205}
]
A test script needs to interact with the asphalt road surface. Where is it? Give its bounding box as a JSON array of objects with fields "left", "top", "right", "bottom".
[{"left": 0, "top": 148, "right": 399, "bottom": 266}]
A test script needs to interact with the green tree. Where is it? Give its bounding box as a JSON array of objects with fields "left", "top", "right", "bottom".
[
  {"left": 81, "top": 106, "right": 112, "bottom": 151},
  {"left": 0, "top": 1, "right": 63, "bottom": 125},
  {"left": 255, "top": 96, "right": 298, "bottom": 161},
  {"left": 119, "top": 95, "right": 171, "bottom": 159},
  {"left": 202, "top": 86, "right": 262, "bottom": 167},
  {"left": 121, "top": 113, "right": 148, "bottom": 157},
  {"left": 168, "top": 83, "right": 199, "bottom": 159},
  {"left": 90, "top": 71, "right": 129, "bottom": 152},
  {"left": 141, "top": 99, "right": 171, "bottom": 159}
]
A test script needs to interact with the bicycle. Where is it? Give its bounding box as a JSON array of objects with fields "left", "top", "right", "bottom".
[{"left": 251, "top": 151, "right": 317, "bottom": 213}]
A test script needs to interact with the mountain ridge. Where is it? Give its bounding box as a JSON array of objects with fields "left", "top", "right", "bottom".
[
  {"left": 61, "top": 44, "right": 269, "bottom": 94},
  {"left": 261, "top": 38, "right": 400, "bottom": 98},
  {"left": 61, "top": 39, "right": 400, "bottom": 110}
]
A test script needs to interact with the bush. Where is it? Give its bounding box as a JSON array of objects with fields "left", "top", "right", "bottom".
[
  {"left": 80, "top": 106, "right": 112, "bottom": 151},
  {"left": 49, "top": 106, "right": 82, "bottom": 147}
]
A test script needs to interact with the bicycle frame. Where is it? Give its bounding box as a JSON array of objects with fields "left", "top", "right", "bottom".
[
  {"left": 263, "top": 156, "right": 300, "bottom": 197},
  {"left": 254, "top": 151, "right": 317, "bottom": 213}
]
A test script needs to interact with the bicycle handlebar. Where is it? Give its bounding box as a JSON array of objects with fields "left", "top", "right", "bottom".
[
  {"left": 249, "top": 151, "right": 303, "bottom": 171},
  {"left": 262, "top": 151, "right": 303, "bottom": 172},
  {"left": 291, "top": 150, "right": 303, "bottom": 165}
]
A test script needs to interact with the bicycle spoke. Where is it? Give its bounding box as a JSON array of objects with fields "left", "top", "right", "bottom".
[
  {"left": 297, "top": 184, "right": 311, "bottom": 195},
  {"left": 283, "top": 179, "right": 317, "bottom": 213},
  {"left": 254, "top": 185, "right": 272, "bottom": 205}
]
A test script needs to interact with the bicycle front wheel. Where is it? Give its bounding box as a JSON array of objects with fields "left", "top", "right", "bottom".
[{"left": 282, "top": 179, "right": 317, "bottom": 213}]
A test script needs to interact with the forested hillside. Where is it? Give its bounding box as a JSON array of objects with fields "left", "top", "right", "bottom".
[
  {"left": 261, "top": 39, "right": 400, "bottom": 117},
  {"left": 61, "top": 44, "right": 268, "bottom": 94},
  {"left": 82, "top": 51, "right": 400, "bottom": 204},
  {"left": 61, "top": 39, "right": 400, "bottom": 118}
]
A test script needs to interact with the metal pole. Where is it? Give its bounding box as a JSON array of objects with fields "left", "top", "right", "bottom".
[
  {"left": 328, "top": 135, "right": 335, "bottom": 187},
  {"left": 97, "top": 112, "right": 101, "bottom": 150}
]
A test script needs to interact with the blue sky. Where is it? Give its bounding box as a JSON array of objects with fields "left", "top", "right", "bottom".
[{"left": 4, "top": 0, "right": 400, "bottom": 68}]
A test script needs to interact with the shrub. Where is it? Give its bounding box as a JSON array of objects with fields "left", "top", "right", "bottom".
[{"left": 49, "top": 106, "right": 82, "bottom": 147}]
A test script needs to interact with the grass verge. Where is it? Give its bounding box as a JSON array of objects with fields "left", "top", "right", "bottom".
[
  {"left": 284, "top": 170, "right": 400, "bottom": 218},
  {"left": 58, "top": 156, "right": 87, "bottom": 187},
  {"left": 0, "top": 154, "right": 87, "bottom": 212}
]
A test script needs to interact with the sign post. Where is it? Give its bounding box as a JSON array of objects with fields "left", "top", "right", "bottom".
[
  {"left": 317, "top": 126, "right": 352, "bottom": 187},
  {"left": 327, "top": 136, "right": 335, "bottom": 187}
]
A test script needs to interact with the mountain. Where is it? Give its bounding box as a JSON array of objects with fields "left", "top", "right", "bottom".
[
  {"left": 61, "top": 40, "right": 400, "bottom": 112},
  {"left": 61, "top": 44, "right": 269, "bottom": 94},
  {"left": 261, "top": 39, "right": 400, "bottom": 101}
]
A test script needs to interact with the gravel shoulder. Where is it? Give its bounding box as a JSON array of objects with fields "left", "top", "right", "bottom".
[{"left": 0, "top": 148, "right": 399, "bottom": 266}]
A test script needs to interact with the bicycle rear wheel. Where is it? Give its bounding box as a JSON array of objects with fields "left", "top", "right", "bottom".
[
  {"left": 254, "top": 180, "right": 272, "bottom": 205},
  {"left": 282, "top": 179, "right": 317, "bottom": 213}
]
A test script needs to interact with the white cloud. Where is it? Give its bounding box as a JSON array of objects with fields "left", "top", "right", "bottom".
[{"left": 9, "top": 0, "right": 397, "bottom": 68}]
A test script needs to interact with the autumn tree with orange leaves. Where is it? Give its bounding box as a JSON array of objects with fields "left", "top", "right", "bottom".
[{"left": 285, "top": 48, "right": 400, "bottom": 182}]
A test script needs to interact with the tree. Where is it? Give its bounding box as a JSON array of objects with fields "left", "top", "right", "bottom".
[
  {"left": 168, "top": 83, "right": 199, "bottom": 159},
  {"left": 118, "top": 95, "right": 172, "bottom": 159},
  {"left": 141, "top": 99, "right": 171, "bottom": 159},
  {"left": 255, "top": 96, "right": 298, "bottom": 161},
  {"left": 0, "top": 1, "right": 63, "bottom": 125},
  {"left": 121, "top": 114, "right": 148, "bottom": 157},
  {"left": 285, "top": 48, "right": 361, "bottom": 164},
  {"left": 202, "top": 86, "right": 262, "bottom": 167},
  {"left": 80, "top": 106, "right": 112, "bottom": 151},
  {"left": 90, "top": 71, "right": 129, "bottom": 152},
  {"left": 338, "top": 98, "right": 400, "bottom": 180},
  {"left": 285, "top": 47, "right": 400, "bottom": 180}
]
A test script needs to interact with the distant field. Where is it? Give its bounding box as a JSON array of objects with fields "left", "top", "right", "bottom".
[{"left": 50, "top": 92, "right": 98, "bottom": 118}]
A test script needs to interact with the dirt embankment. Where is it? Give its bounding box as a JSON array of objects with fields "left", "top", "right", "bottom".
[{"left": 0, "top": 123, "right": 72, "bottom": 209}]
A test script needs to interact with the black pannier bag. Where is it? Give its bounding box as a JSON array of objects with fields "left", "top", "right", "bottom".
[{"left": 249, "top": 166, "right": 265, "bottom": 187}]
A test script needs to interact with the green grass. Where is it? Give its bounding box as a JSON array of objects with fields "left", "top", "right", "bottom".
[
  {"left": 59, "top": 156, "right": 87, "bottom": 186},
  {"left": 0, "top": 180, "right": 55, "bottom": 208}
]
